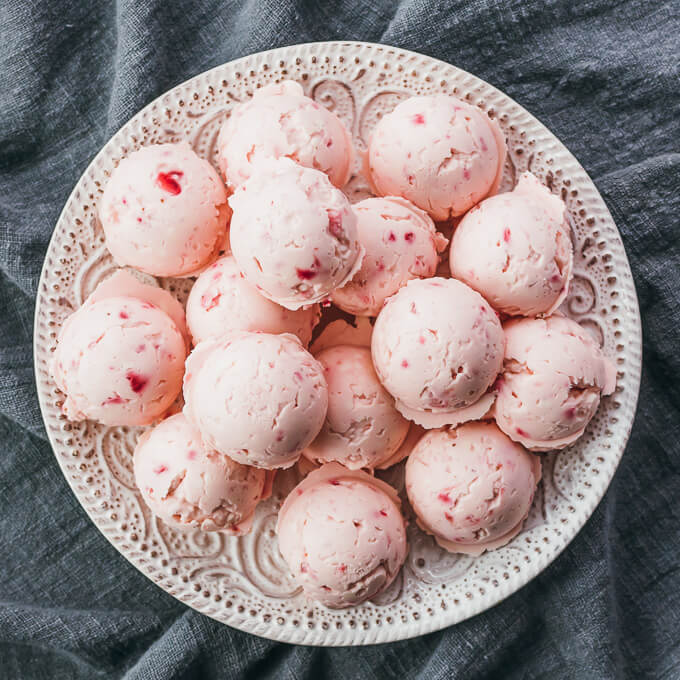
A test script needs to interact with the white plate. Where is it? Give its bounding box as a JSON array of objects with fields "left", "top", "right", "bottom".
[{"left": 34, "top": 41, "right": 641, "bottom": 646}]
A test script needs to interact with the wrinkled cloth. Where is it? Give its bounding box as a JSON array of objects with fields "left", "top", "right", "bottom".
[{"left": 1, "top": 1, "right": 679, "bottom": 678}]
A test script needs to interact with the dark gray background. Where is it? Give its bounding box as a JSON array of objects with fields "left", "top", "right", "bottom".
[{"left": 1, "top": 1, "right": 679, "bottom": 678}]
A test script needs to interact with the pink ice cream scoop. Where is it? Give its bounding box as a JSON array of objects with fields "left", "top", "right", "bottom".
[
  {"left": 494, "top": 315, "right": 617, "bottom": 451},
  {"left": 229, "top": 158, "right": 363, "bottom": 310},
  {"left": 303, "top": 345, "right": 410, "bottom": 470},
  {"left": 276, "top": 463, "right": 408, "bottom": 608},
  {"left": 185, "top": 254, "right": 320, "bottom": 346},
  {"left": 134, "top": 413, "right": 272, "bottom": 534},
  {"left": 331, "top": 197, "right": 448, "bottom": 316},
  {"left": 183, "top": 331, "right": 328, "bottom": 469},
  {"left": 99, "top": 142, "right": 229, "bottom": 277},
  {"left": 217, "top": 80, "right": 353, "bottom": 190},
  {"left": 371, "top": 277, "right": 505, "bottom": 428},
  {"left": 450, "top": 172, "right": 573, "bottom": 316},
  {"left": 367, "top": 95, "right": 507, "bottom": 221},
  {"left": 51, "top": 271, "right": 188, "bottom": 426},
  {"left": 405, "top": 422, "right": 541, "bottom": 555}
]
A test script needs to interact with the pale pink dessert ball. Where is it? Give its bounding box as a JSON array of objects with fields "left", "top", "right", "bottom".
[
  {"left": 406, "top": 422, "right": 541, "bottom": 555},
  {"left": 450, "top": 172, "right": 573, "bottom": 316},
  {"left": 185, "top": 254, "right": 320, "bottom": 346},
  {"left": 276, "top": 464, "right": 408, "bottom": 608},
  {"left": 183, "top": 331, "right": 328, "bottom": 469},
  {"left": 367, "top": 95, "right": 506, "bottom": 221},
  {"left": 217, "top": 80, "right": 353, "bottom": 189},
  {"left": 229, "top": 158, "right": 363, "bottom": 310},
  {"left": 134, "top": 413, "right": 271, "bottom": 534},
  {"left": 371, "top": 277, "right": 505, "bottom": 428},
  {"left": 99, "top": 142, "right": 229, "bottom": 277},
  {"left": 331, "top": 197, "right": 448, "bottom": 316},
  {"left": 51, "top": 271, "right": 188, "bottom": 426},
  {"left": 494, "top": 315, "right": 617, "bottom": 451},
  {"left": 303, "top": 345, "right": 410, "bottom": 470}
]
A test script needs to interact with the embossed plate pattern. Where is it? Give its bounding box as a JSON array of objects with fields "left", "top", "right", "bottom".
[{"left": 34, "top": 42, "right": 641, "bottom": 645}]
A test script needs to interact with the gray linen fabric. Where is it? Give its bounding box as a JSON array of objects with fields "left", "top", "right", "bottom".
[{"left": 1, "top": 1, "right": 679, "bottom": 678}]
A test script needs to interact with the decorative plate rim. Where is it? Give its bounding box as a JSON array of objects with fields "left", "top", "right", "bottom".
[{"left": 33, "top": 40, "right": 642, "bottom": 646}]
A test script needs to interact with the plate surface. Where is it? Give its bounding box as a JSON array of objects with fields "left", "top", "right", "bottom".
[{"left": 34, "top": 41, "right": 641, "bottom": 645}]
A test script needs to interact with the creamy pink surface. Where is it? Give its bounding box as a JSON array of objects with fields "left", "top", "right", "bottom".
[
  {"left": 134, "top": 413, "right": 268, "bottom": 533},
  {"left": 405, "top": 422, "right": 541, "bottom": 555},
  {"left": 371, "top": 277, "right": 505, "bottom": 428},
  {"left": 303, "top": 346, "right": 410, "bottom": 470},
  {"left": 183, "top": 331, "right": 328, "bottom": 469},
  {"left": 331, "top": 197, "right": 448, "bottom": 316},
  {"left": 367, "top": 95, "right": 506, "bottom": 220},
  {"left": 186, "top": 254, "right": 320, "bottom": 346},
  {"left": 494, "top": 315, "right": 616, "bottom": 451},
  {"left": 217, "top": 80, "right": 353, "bottom": 189},
  {"left": 276, "top": 463, "right": 408, "bottom": 608},
  {"left": 51, "top": 272, "right": 187, "bottom": 426},
  {"left": 99, "top": 143, "right": 228, "bottom": 277},
  {"left": 450, "top": 172, "right": 573, "bottom": 316},
  {"left": 229, "top": 158, "right": 363, "bottom": 310}
]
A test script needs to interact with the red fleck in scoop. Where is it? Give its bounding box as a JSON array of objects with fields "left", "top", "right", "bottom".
[
  {"left": 404, "top": 232, "right": 415, "bottom": 243},
  {"left": 201, "top": 291, "right": 221, "bottom": 311},
  {"left": 187, "top": 450, "right": 197, "bottom": 460},
  {"left": 119, "top": 310, "right": 129, "bottom": 319},
  {"left": 327, "top": 210, "right": 344, "bottom": 238},
  {"left": 126, "top": 371, "right": 148, "bottom": 393},
  {"left": 438, "top": 492, "right": 451, "bottom": 503},
  {"left": 401, "top": 359, "right": 409, "bottom": 368},
  {"left": 153, "top": 464, "right": 168, "bottom": 474},
  {"left": 103, "top": 395, "right": 125, "bottom": 405},
  {"left": 296, "top": 256, "right": 322, "bottom": 281},
  {"left": 296, "top": 268, "right": 317, "bottom": 281},
  {"left": 516, "top": 427, "right": 528, "bottom": 437},
  {"left": 503, "top": 228, "right": 511, "bottom": 243},
  {"left": 387, "top": 231, "right": 397, "bottom": 242},
  {"left": 156, "top": 171, "right": 183, "bottom": 195},
  {"left": 412, "top": 113, "right": 425, "bottom": 125}
]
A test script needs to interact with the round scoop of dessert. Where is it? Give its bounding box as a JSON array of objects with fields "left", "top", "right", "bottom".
[
  {"left": 405, "top": 422, "right": 541, "bottom": 555},
  {"left": 134, "top": 413, "right": 271, "bottom": 534},
  {"left": 217, "top": 80, "right": 353, "bottom": 189},
  {"left": 494, "top": 315, "right": 616, "bottom": 451},
  {"left": 450, "top": 172, "right": 573, "bottom": 316},
  {"left": 367, "top": 95, "right": 506, "bottom": 220},
  {"left": 186, "top": 254, "right": 320, "bottom": 346},
  {"left": 331, "top": 197, "right": 448, "bottom": 316},
  {"left": 303, "top": 345, "right": 410, "bottom": 470},
  {"left": 229, "top": 158, "right": 363, "bottom": 310},
  {"left": 51, "top": 271, "right": 188, "bottom": 426},
  {"left": 99, "top": 142, "right": 229, "bottom": 277},
  {"left": 276, "top": 463, "right": 408, "bottom": 608},
  {"left": 183, "top": 331, "right": 328, "bottom": 469},
  {"left": 371, "top": 277, "right": 505, "bottom": 428}
]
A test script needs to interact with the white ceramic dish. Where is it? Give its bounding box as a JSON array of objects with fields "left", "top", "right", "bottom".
[{"left": 34, "top": 41, "right": 641, "bottom": 646}]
